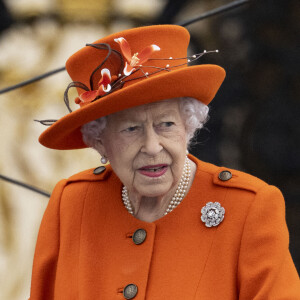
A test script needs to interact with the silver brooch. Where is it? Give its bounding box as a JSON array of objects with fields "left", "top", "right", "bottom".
[{"left": 201, "top": 202, "right": 225, "bottom": 227}]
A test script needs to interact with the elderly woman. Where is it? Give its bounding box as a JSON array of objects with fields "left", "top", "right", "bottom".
[{"left": 30, "top": 25, "right": 299, "bottom": 299}]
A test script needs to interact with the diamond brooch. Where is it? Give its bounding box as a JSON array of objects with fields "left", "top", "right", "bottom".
[{"left": 201, "top": 202, "right": 225, "bottom": 227}]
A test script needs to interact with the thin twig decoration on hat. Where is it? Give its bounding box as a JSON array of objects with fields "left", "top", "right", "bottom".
[{"left": 36, "top": 40, "right": 218, "bottom": 126}]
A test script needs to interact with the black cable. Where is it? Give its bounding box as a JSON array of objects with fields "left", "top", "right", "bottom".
[
  {"left": 0, "top": 0, "right": 250, "bottom": 96},
  {"left": 153, "top": 0, "right": 192, "bottom": 24},
  {"left": 0, "top": 66, "right": 66, "bottom": 95},
  {"left": 0, "top": 174, "right": 51, "bottom": 198},
  {"left": 177, "top": 0, "right": 250, "bottom": 27}
]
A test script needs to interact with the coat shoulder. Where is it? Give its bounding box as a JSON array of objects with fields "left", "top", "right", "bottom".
[
  {"left": 66, "top": 164, "right": 112, "bottom": 183},
  {"left": 194, "top": 157, "right": 269, "bottom": 194}
]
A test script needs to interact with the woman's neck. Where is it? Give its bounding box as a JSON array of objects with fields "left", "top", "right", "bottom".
[{"left": 129, "top": 159, "right": 196, "bottom": 222}]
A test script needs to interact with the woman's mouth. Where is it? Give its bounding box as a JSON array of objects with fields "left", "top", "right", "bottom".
[{"left": 138, "top": 164, "right": 168, "bottom": 177}]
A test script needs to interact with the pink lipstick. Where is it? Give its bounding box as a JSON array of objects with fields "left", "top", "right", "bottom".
[{"left": 138, "top": 164, "right": 168, "bottom": 177}]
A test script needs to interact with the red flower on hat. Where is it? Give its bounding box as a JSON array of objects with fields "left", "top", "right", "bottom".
[
  {"left": 76, "top": 68, "right": 112, "bottom": 106},
  {"left": 114, "top": 37, "right": 160, "bottom": 76}
]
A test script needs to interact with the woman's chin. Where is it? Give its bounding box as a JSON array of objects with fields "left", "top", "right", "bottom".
[{"left": 134, "top": 183, "right": 172, "bottom": 199}]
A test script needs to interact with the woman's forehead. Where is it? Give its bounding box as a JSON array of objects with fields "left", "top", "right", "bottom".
[{"left": 109, "top": 100, "right": 180, "bottom": 122}]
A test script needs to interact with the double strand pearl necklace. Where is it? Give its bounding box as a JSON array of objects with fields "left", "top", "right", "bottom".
[{"left": 121, "top": 156, "right": 191, "bottom": 216}]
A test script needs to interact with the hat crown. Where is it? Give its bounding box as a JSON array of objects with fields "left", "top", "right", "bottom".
[{"left": 66, "top": 25, "right": 190, "bottom": 94}]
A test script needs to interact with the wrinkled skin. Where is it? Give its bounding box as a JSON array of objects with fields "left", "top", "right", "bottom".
[{"left": 98, "top": 100, "right": 196, "bottom": 222}]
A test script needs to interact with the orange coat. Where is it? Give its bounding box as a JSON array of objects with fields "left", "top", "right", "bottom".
[{"left": 30, "top": 155, "right": 300, "bottom": 299}]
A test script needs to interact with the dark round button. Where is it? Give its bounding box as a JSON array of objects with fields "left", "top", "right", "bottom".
[
  {"left": 218, "top": 170, "right": 232, "bottom": 181},
  {"left": 132, "top": 229, "right": 147, "bottom": 245},
  {"left": 93, "top": 166, "right": 106, "bottom": 175},
  {"left": 123, "top": 284, "right": 138, "bottom": 299}
]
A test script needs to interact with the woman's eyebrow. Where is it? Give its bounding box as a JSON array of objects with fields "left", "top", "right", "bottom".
[
  {"left": 116, "top": 109, "right": 178, "bottom": 124},
  {"left": 118, "top": 116, "right": 143, "bottom": 123},
  {"left": 154, "top": 110, "right": 178, "bottom": 119}
]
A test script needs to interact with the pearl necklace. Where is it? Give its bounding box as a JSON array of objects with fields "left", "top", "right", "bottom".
[{"left": 121, "top": 156, "right": 191, "bottom": 216}]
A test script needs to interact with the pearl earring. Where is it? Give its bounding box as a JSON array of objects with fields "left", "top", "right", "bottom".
[{"left": 101, "top": 156, "right": 108, "bottom": 164}]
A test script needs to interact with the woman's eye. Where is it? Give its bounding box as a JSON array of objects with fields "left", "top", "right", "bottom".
[
  {"left": 123, "top": 126, "right": 139, "bottom": 132},
  {"left": 161, "top": 122, "right": 175, "bottom": 127}
]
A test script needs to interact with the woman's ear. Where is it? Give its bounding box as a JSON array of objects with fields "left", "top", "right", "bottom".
[
  {"left": 96, "top": 138, "right": 109, "bottom": 164},
  {"left": 95, "top": 137, "right": 107, "bottom": 158}
]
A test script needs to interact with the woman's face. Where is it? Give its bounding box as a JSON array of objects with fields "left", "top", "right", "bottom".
[{"left": 99, "top": 99, "right": 187, "bottom": 198}]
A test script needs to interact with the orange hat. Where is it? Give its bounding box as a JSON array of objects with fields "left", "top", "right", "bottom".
[{"left": 39, "top": 25, "right": 225, "bottom": 150}]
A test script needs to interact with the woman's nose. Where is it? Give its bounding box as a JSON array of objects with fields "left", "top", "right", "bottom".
[{"left": 140, "top": 127, "right": 163, "bottom": 156}]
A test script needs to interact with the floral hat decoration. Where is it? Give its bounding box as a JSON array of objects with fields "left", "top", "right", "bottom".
[{"left": 38, "top": 25, "right": 226, "bottom": 150}]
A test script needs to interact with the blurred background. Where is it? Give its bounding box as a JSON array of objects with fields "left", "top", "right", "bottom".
[{"left": 0, "top": 0, "right": 299, "bottom": 299}]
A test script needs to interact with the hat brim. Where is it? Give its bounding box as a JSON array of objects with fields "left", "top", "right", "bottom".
[{"left": 39, "top": 64, "right": 225, "bottom": 150}]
